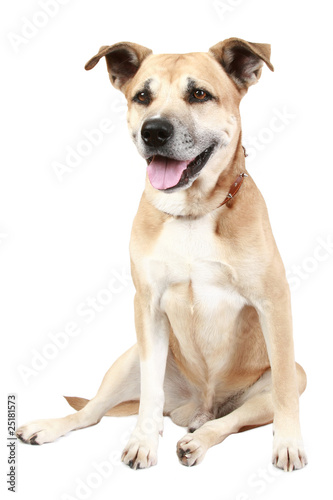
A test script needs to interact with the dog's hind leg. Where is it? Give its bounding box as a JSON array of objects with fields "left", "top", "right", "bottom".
[{"left": 16, "top": 344, "right": 141, "bottom": 445}]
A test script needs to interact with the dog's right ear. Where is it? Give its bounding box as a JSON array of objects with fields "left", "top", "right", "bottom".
[{"left": 85, "top": 42, "right": 153, "bottom": 92}]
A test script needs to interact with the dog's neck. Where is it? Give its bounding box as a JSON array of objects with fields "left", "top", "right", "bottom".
[{"left": 144, "top": 133, "right": 248, "bottom": 219}]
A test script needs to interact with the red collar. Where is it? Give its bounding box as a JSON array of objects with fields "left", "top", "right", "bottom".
[{"left": 217, "top": 172, "right": 248, "bottom": 209}]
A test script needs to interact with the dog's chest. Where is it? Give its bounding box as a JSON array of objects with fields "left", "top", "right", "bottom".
[
  {"left": 144, "top": 215, "right": 246, "bottom": 365},
  {"left": 149, "top": 215, "right": 227, "bottom": 287}
]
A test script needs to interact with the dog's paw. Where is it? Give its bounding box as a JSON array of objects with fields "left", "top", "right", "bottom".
[
  {"left": 16, "top": 418, "right": 67, "bottom": 445},
  {"left": 121, "top": 435, "right": 158, "bottom": 469},
  {"left": 177, "top": 432, "right": 208, "bottom": 467},
  {"left": 272, "top": 434, "right": 308, "bottom": 471}
]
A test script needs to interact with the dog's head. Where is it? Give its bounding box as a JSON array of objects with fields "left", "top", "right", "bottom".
[{"left": 85, "top": 39, "right": 273, "bottom": 194}]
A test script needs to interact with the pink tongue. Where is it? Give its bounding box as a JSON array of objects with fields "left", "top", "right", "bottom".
[{"left": 147, "top": 156, "right": 191, "bottom": 190}]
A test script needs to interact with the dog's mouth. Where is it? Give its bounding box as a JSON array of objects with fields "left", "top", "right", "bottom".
[{"left": 146, "top": 145, "right": 215, "bottom": 191}]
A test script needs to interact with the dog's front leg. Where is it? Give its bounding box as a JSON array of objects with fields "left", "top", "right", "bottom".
[
  {"left": 256, "top": 284, "right": 307, "bottom": 471},
  {"left": 121, "top": 293, "right": 169, "bottom": 469}
]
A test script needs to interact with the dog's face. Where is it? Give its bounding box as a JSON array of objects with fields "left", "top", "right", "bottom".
[
  {"left": 125, "top": 52, "right": 240, "bottom": 193},
  {"left": 86, "top": 39, "right": 273, "bottom": 194}
]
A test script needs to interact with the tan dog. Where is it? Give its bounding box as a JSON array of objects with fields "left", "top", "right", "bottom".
[{"left": 17, "top": 38, "right": 307, "bottom": 472}]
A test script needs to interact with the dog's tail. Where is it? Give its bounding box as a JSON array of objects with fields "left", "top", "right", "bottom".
[{"left": 64, "top": 396, "right": 139, "bottom": 417}]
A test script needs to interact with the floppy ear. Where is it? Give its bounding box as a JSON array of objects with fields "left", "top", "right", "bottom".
[
  {"left": 85, "top": 42, "right": 153, "bottom": 91},
  {"left": 209, "top": 38, "right": 274, "bottom": 92}
]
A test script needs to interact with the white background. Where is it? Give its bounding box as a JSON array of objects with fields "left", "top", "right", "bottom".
[{"left": 1, "top": 1, "right": 332, "bottom": 499}]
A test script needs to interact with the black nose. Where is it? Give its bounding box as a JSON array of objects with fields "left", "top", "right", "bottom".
[{"left": 141, "top": 118, "right": 174, "bottom": 147}]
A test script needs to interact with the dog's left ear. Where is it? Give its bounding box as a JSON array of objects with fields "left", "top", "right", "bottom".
[
  {"left": 209, "top": 38, "right": 274, "bottom": 93},
  {"left": 85, "top": 42, "right": 153, "bottom": 92}
]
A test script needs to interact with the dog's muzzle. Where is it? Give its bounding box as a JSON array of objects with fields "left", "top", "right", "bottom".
[{"left": 141, "top": 118, "right": 215, "bottom": 191}]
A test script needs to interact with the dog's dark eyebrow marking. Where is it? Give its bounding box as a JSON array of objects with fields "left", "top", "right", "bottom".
[
  {"left": 143, "top": 78, "right": 152, "bottom": 92},
  {"left": 186, "top": 78, "right": 197, "bottom": 93},
  {"left": 134, "top": 78, "right": 153, "bottom": 95}
]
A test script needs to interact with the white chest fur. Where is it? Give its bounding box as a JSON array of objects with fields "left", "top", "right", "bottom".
[
  {"left": 145, "top": 215, "right": 236, "bottom": 289},
  {"left": 141, "top": 214, "right": 247, "bottom": 362}
]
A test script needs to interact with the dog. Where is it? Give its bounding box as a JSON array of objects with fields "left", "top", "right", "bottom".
[{"left": 16, "top": 38, "right": 307, "bottom": 471}]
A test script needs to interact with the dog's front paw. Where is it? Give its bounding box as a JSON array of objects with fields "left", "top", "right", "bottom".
[
  {"left": 177, "top": 432, "right": 208, "bottom": 467},
  {"left": 272, "top": 434, "right": 308, "bottom": 471},
  {"left": 121, "top": 433, "right": 159, "bottom": 469},
  {"left": 16, "top": 418, "right": 68, "bottom": 445}
]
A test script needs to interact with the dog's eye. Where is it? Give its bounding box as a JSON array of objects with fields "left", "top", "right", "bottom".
[
  {"left": 193, "top": 90, "right": 207, "bottom": 100},
  {"left": 137, "top": 92, "right": 148, "bottom": 102},
  {"left": 134, "top": 91, "right": 151, "bottom": 105},
  {"left": 189, "top": 89, "right": 212, "bottom": 103}
]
